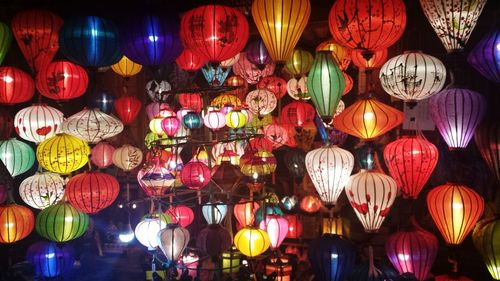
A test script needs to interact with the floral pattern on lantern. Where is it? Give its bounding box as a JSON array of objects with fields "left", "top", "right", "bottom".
[
  {"left": 201, "top": 64, "right": 231, "bottom": 86},
  {"left": 36, "top": 203, "right": 89, "bottom": 242},
  {"left": 62, "top": 108, "right": 123, "bottom": 144},
  {"left": 15, "top": 104, "right": 64, "bottom": 143},
  {"left": 287, "top": 76, "right": 309, "bottom": 100},
  {"left": 233, "top": 52, "right": 275, "bottom": 84},
  {"left": 19, "top": 172, "right": 65, "bottom": 210},
  {"left": 0, "top": 67, "right": 35, "bottom": 105},
  {"left": 0, "top": 138, "right": 35, "bottom": 177},
  {"left": 36, "top": 134, "right": 90, "bottom": 175},
  {"left": 36, "top": 61, "right": 88, "bottom": 101},
  {"left": 0, "top": 204, "right": 34, "bottom": 243},
  {"left": 257, "top": 76, "right": 287, "bottom": 99},
  {"left": 245, "top": 89, "right": 277, "bottom": 117},
  {"left": 112, "top": 144, "right": 143, "bottom": 172}
]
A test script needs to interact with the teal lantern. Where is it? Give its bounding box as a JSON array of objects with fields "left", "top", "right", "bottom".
[
  {"left": 255, "top": 206, "right": 284, "bottom": 225},
  {"left": 307, "top": 52, "right": 345, "bottom": 123},
  {"left": 35, "top": 202, "right": 89, "bottom": 242},
  {"left": 0, "top": 22, "right": 11, "bottom": 65},
  {"left": 0, "top": 138, "right": 35, "bottom": 177}
]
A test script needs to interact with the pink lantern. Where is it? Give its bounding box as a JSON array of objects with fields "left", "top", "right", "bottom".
[
  {"left": 259, "top": 215, "right": 288, "bottom": 250},
  {"left": 245, "top": 89, "right": 277, "bottom": 117},
  {"left": 203, "top": 110, "right": 226, "bottom": 130},
  {"left": 161, "top": 116, "right": 181, "bottom": 137},
  {"left": 91, "top": 142, "right": 115, "bottom": 169},
  {"left": 180, "top": 160, "right": 212, "bottom": 190},
  {"left": 232, "top": 52, "right": 275, "bottom": 84},
  {"left": 166, "top": 205, "right": 194, "bottom": 227},
  {"left": 263, "top": 124, "right": 289, "bottom": 150},
  {"left": 146, "top": 102, "right": 171, "bottom": 121}
]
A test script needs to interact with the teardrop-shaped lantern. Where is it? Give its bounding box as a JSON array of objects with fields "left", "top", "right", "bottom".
[
  {"left": 308, "top": 234, "right": 356, "bottom": 281},
  {"left": 258, "top": 215, "right": 288, "bottom": 250},
  {"left": 473, "top": 216, "right": 500, "bottom": 280},
  {"left": 0, "top": 138, "right": 35, "bottom": 177},
  {"left": 114, "top": 96, "right": 142, "bottom": 125}
]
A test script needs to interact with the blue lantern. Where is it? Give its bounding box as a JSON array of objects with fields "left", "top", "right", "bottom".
[
  {"left": 308, "top": 234, "right": 356, "bottom": 281},
  {"left": 468, "top": 29, "right": 500, "bottom": 83},
  {"left": 88, "top": 90, "right": 115, "bottom": 114},
  {"left": 182, "top": 112, "right": 203, "bottom": 129},
  {"left": 201, "top": 64, "right": 231, "bottom": 86},
  {"left": 26, "top": 241, "right": 75, "bottom": 278}
]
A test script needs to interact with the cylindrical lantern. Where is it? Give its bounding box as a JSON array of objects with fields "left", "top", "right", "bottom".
[
  {"left": 308, "top": 234, "right": 356, "bottom": 281},
  {"left": 165, "top": 205, "right": 194, "bottom": 228},
  {"left": 232, "top": 53, "right": 275, "bottom": 85},
  {"left": 36, "top": 203, "right": 89, "bottom": 242},
  {"left": 19, "top": 172, "right": 65, "bottom": 209},
  {"left": 234, "top": 226, "right": 270, "bottom": 257},
  {"left": 202, "top": 202, "right": 228, "bottom": 225},
  {"left": 234, "top": 199, "right": 259, "bottom": 227},
  {"left": 468, "top": 29, "right": 500, "bottom": 83},
  {"left": 62, "top": 108, "right": 124, "bottom": 144},
  {"left": 111, "top": 56, "right": 142, "bottom": 78},
  {"left": 15, "top": 104, "right": 64, "bottom": 144},
  {"left": 473, "top": 216, "right": 500, "bottom": 280},
  {"left": 196, "top": 224, "right": 232, "bottom": 257},
  {"left": 112, "top": 144, "right": 143, "bottom": 172},
  {"left": 0, "top": 204, "right": 34, "bottom": 243},
  {"left": 134, "top": 214, "right": 169, "bottom": 249},
  {"left": 351, "top": 49, "right": 388, "bottom": 70},
  {"left": 0, "top": 67, "right": 35, "bottom": 105},
  {"left": 176, "top": 49, "right": 206, "bottom": 72},
  {"left": 158, "top": 224, "right": 190, "bottom": 261},
  {"left": 245, "top": 89, "right": 277, "bottom": 117},
  {"left": 91, "top": 142, "right": 115, "bottom": 169},
  {"left": 36, "top": 61, "right": 88, "bottom": 101},
  {"left": 0, "top": 138, "right": 35, "bottom": 177},
  {"left": 246, "top": 39, "right": 272, "bottom": 67},
  {"left": 259, "top": 215, "right": 288, "bottom": 250},
  {"left": 114, "top": 96, "right": 142, "bottom": 125},
  {"left": 36, "top": 134, "right": 90, "bottom": 175},
  {"left": 26, "top": 242, "right": 74, "bottom": 279}
]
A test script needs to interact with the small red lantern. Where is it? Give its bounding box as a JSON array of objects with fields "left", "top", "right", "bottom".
[
  {"left": 342, "top": 72, "right": 353, "bottom": 95},
  {"left": 249, "top": 136, "right": 274, "bottom": 152},
  {"left": 0, "top": 67, "right": 35, "bottom": 105},
  {"left": 300, "top": 195, "right": 322, "bottom": 213},
  {"left": 165, "top": 205, "right": 194, "bottom": 227},
  {"left": 90, "top": 142, "right": 115, "bottom": 169},
  {"left": 224, "top": 75, "right": 248, "bottom": 100},
  {"left": 234, "top": 199, "right": 259, "bottom": 227},
  {"left": 36, "top": 61, "right": 88, "bottom": 101},
  {"left": 161, "top": 116, "right": 181, "bottom": 137},
  {"left": 179, "top": 93, "right": 203, "bottom": 113},
  {"left": 281, "top": 101, "right": 315, "bottom": 129},
  {"left": 176, "top": 49, "right": 206, "bottom": 72},
  {"left": 285, "top": 214, "right": 303, "bottom": 239},
  {"left": 180, "top": 160, "right": 212, "bottom": 190},
  {"left": 351, "top": 49, "right": 388, "bottom": 70},
  {"left": 114, "top": 96, "right": 141, "bottom": 125},
  {"left": 257, "top": 76, "right": 287, "bottom": 99}
]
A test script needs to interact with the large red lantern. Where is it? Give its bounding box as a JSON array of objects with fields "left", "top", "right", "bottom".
[
  {"left": 0, "top": 67, "right": 35, "bottom": 105},
  {"left": 180, "top": 5, "right": 249, "bottom": 64},
  {"left": 165, "top": 205, "right": 194, "bottom": 227},
  {"left": 36, "top": 61, "right": 88, "bottom": 101},
  {"left": 176, "top": 49, "right": 206, "bottom": 72},
  {"left": 180, "top": 160, "right": 212, "bottom": 190},
  {"left": 114, "top": 96, "right": 142, "bottom": 125},
  {"left": 281, "top": 101, "right": 315, "bottom": 129},
  {"left": 179, "top": 93, "right": 203, "bottom": 113}
]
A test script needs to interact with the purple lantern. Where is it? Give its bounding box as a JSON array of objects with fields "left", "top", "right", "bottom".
[
  {"left": 26, "top": 241, "right": 75, "bottom": 279},
  {"left": 429, "top": 88, "right": 486, "bottom": 149},
  {"left": 468, "top": 29, "right": 500, "bottom": 83},
  {"left": 246, "top": 39, "right": 272, "bottom": 68}
]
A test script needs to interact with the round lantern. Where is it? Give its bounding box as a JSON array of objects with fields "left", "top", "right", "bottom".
[
  {"left": 333, "top": 95, "right": 404, "bottom": 141},
  {"left": 0, "top": 22, "right": 10, "bottom": 65},
  {"left": 146, "top": 80, "right": 171, "bottom": 102},
  {"left": 240, "top": 150, "right": 277, "bottom": 178},
  {"left": 235, "top": 226, "right": 270, "bottom": 257},
  {"left": 329, "top": 0, "right": 406, "bottom": 57},
  {"left": 158, "top": 224, "right": 190, "bottom": 261},
  {"left": 111, "top": 56, "right": 142, "bottom": 78},
  {"left": 183, "top": 112, "right": 203, "bottom": 129},
  {"left": 180, "top": 5, "right": 249, "bottom": 63},
  {"left": 19, "top": 172, "right": 65, "bottom": 210},
  {"left": 246, "top": 39, "right": 272, "bottom": 67},
  {"left": 90, "top": 141, "right": 115, "bottom": 169},
  {"left": 252, "top": 0, "right": 311, "bottom": 64},
  {"left": 161, "top": 116, "right": 180, "bottom": 137},
  {"left": 114, "top": 96, "right": 142, "bottom": 125},
  {"left": 257, "top": 76, "right": 287, "bottom": 99},
  {"left": 165, "top": 205, "right": 194, "bottom": 228},
  {"left": 305, "top": 146, "right": 354, "bottom": 206},
  {"left": 234, "top": 199, "right": 260, "bottom": 227},
  {"left": 468, "top": 29, "right": 500, "bottom": 83},
  {"left": 307, "top": 52, "right": 345, "bottom": 121},
  {"left": 36, "top": 134, "right": 90, "bottom": 175},
  {"left": 0, "top": 138, "right": 35, "bottom": 177},
  {"left": 180, "top": 160, "right": 211, "bottom": 190},
  {"left": 427, "top": 183, "right": 484, "bottom": 245},
  {"left": 112, "top": 144, "right": 143, "bottom": 172},
  {"left": 0, "top": 67, "right": 34, "bottom": 105},
  {"left": 475, "top": 115, "right": 500, "bottom": 184},
  {"left": 263, "top": 124, "right": 289, "bottom": 150},
  {"left": 287, "top": 76, "right": 309, "bottom": 100},
  {"left": 420, "top": 0, "right": 487, "bottom": 53},
  {"left": 197, "top": 224, "right": 232, "bottom": 257},
  {"left": 248, "top": 136, "right": 273, "bottom": 154},
  {"left": 225, "top": 75, "right": 248, "bottom": 99},
  {"left": 135, "top": 214, "right": 169, "bottom": 249},
  {"left": 201, "top": 64, "right": 231, "bottom": 86},
  {"left": 383, "top": 136, "right": 439, "bottom": 199},
  {"left": 12, "top": 10, "right": 62, "bottom": 73},
  {"left": 259, "top": 215, "right": 288, "bottom": 250},
  {"left": 226, "top": 110, "right": 247, "bottom": 129},
  {"left": 345, "top": 170, "right": 397, "bottom": 233},
  {"left": 380, "top": 51, "right": 446, "bottom": 104},
  {"left": 176, "top": 49, "right": 206, "bottom": 72},
  {"left": 281, "top": 101, "right": 315, "bottom": 128},
  {"left": 245, "top": 89, "right": 277, "bottom": 117},
  {"left": 284, "top": 48, "right": 314, "bottom": 78},
  {"left": 233, "top": 52, "right": 275, "bottom": 85},
  {"left": 316, "top": 39, "right": 352, "bottom": 71},
  {"left": 88, "top": 90, "right": 115, "bottom": 114},
  {"left": 285, "top": 214, "right": 302, "bottom": 239},
  {"left": 66, "top": 171, "right": 120, "bottom": 214},
  {"left": 36, "top": 61, "right": 88, "bottom": 101},
  {"left": 62, "top": 108, "right": 123, "bottom": 144},
  {"left": 351, "top": 49, "right": 388, "bottom": 70},
  {"left": 26, "top": 241, "right": 74, "bottom": 279},
  {"left": 0, "top": 204, "right": 34, "bottom": 243},
  {"left": 308, "top": 234, "right": 356, "bottom": 281},
  {"left": 429, "top": 88, "right": 486, "bottom": 149},
  {"left": 204, "top": 110, "right": 226, "bottom": 130},
  {"left": 36, "top": 203, "right": 89, "bottom": 242},
  {"left": 473, "top": 216, "right": 500, "bottom": 280},
  {"left": 179, "top": 93, "right": 203, "bottom": 113},
  {"left": 202, "top": 202, "right": 228, "bottom": 225}
]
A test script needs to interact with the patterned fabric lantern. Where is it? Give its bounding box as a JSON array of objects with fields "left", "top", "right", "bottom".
[
  {"left": 111, "top": 56, "right": 142, "bottom": 78},
  {"left": 351, "top": 49, "right": 388, "bottom": 70},
  {"left": 146, "top": 80, "right": 171, "bottom": 102},
  {"left": 134, "top": 214, "right": 169, "bottom": 249},
  {"left": 90, "top": 142, "right": 115, "bottom": 169},
  {"left": 180, "top": 5, "right": 249, "bottom": 63},
  {"left": 0, "top": 67, "right": 34, "bottom": 105},
  {"left": 427, "top": 183, "right": 484, "bottom": 245},
  {"left": 138, "top": 160, "right": 175, "bottom": 197},
  {"left": 380, "top": 51, "right": 447, "bottom": 104},
  {"left": 36, "top": 203, "right": 89, "bottom": 242},
  {"left": 12, "top": 10, "right": 62, "bottom": 73},
  {"left": 166, "top": 205, "right": 195, "bottom": 227},
  {"left": 211, "top": 94, "right": 241, "bottom": 109},
  {"left": 246, "top": 89, "right": 277, "bottom": 117},
  {"left": 36, "top": 134, "right": 90, "bottom": 175},
  {"left": 26, "top": 242, "right": 74, "bottom": 279},
  {"left": 0, "top": 138, "right": 35, "bottom": 177},
  {"left": 252, "top": 0, "right": 311, "bottom": 64},
  {"left": 307, "top": 52, "right": 345, "bottom": 121},
  {"left": 233, "top": 53, "right": 275, "bottom": 84},
  {"left": 384, "top": 136, "right": 439, "bottom": 199},
  {"left": 197, "top": 224, "right": 232, "bottom": 257},
  {"left": 473, "top": 216, "right": 500, "bottom": 280},
  {"left": 308, "top": 234, "right": 356, "bottom": 281},
  {"left": 284, "top": 48, "right": 314, "bottom": 77},
  {"left": 62, "top": 108, "right": 124, "bottom": 144},
  {"left": 179, "top": 93, "right": 203, "bottom": 113},
  {"left": 204, "top": 109, "right": 227, "bottom": 130},
  {"left": 158, "top": 224, "right": 190, "bottom": 261},
  {"left": 259, "top": 215, "right": 288, "bottom": 250},
  {"left": 19, "top": 172, "right": 65, "bottom": 209},
  {"left": 180, "top": 160, "right": 211, "bottom": 190},
  {"left": 345, "top": 170, "right": 397, "bottom": 232},
  {"left": 88, "top": 90, "right": 115, "bottom": 114},
  {"left": 316, "top": 39, "right": 352, "bottom": 71},
  {"left": 285, "top": 214, "right": 302, "bottom": 239},
  {"left": 176, "top": 49, "right": 206, "bottom": 72},
  {"left": 112, "top": 144, "right": 143, "bottom": 172},
  {"left": 202, "top": 202, "right": 228, "bottom": 225},
  {"left": 475, "top": 116, "right": 500, "bottom": 184},
  {"left": 263, "top": 124, "right": 289, "bottom": 150},
  {"left": 333, "top": 96, "right": 404, "bottom": 141},
  {"left": 235, "top": 226, "right": 270, "bottom": 257},
  {"left": 257, "top": 76, "right": 287, "bottom": 99},
  {"left": 468, "top": 29, "right": 500, "bottom": 83},
  {"left": 281, "top": 101, "right": 315, "bottom": 128},
  {"left": 240, "top": 150, "right": 277, "bottom": 178},
  {"left": 59, "top": 16, "right": 120, "bottom": 67},
  {"left": 220, "top": 53, "right": 241, "bottom": 69},
  {"left": 420, "top": 0, "right": 487, "bottom": 53},
  {"left": 305, "top": 146, "right": 354, "bottom": 206},
  {"left": 0, "top": 204, "right": 34, "bottom": 243},
  {"left": 287, "top": 76, "right": 309, "bottom": 100},
  {"left": 36, "top": 61, "right": 88, "bottom": 101},
  {"left": 300, "top": 195, "right": 322, "bottom": 213},
  {"left": 234, "top": 199, "right": 259, "bottom": 227},
  {"left": 429, "top": 88, "right": 486, "bottom": 149},
  {"left": 0, "top": 22, "right": 10, "bottom": 66}
]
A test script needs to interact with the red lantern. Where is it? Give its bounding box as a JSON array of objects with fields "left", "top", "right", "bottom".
[
  {"left": 224, "top": 75, "right": 248, "bottom": 100},
  {"left": 180, "top": 160, "right": 212, "bottom": 190},
  {"left": 179, "top": 93, "right": 203, "bottom": 113},
  {"left": 263, "top": 124, "right": 289, "bottom": 150},
  {"left": 234, "top": 199, "right": 259, "bottom": 227},
  {"left": 342, "top": 72, "right": 353, "bottom": 95},
  {"left": 300, "top": 195, "right": 322, "bottom": 213},
  {"left": 114, "top": 96, "right": 142, "bottom": 125},
  {"left": 0, "top": 67, "right": 35, "bottom": 105},
  {"left": 176, "top": 49, "right": 206, "bottom": 72},
  {"left": 66, "top": 171, "right": 120, "bottom": 214},
  {"left": 257, "top": 76, "right": 287, "bottom": 99},
  {"left": 180, "top": 5, "right": 249, "bottom": 64},
  {"left": 249, "top": 136, "right": 274, "bottom": 152},
  {"left": 90, "top": 142, "right": 115, "bottom": 169},
  {"left": 161, "top": 116, "right": 181, "bottom": 137},
  {"left": 165, "top": 205, "right": 194, "bottom": 227},
  {"left": 285, "top": 214, "right": 303, "bottom": 239},
  {"left": 281, "top": 101, "right": 315, "bottom": 129},
  {"left": 36, "top": 61, "right": 88, "bottom": 101},
  {"left": 351, "top": 49, "right": 388, "bottom": 70}
]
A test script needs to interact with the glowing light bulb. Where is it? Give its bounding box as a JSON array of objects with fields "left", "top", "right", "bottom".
[
  {"left": 119, "top": 231, "right": 135, "bottom": 243},
  {"left": 363, "top": 112, "right": 375, "bottom": 121},
  {"left": 398, "top": 253, "right": 410, "bottom": 261},
  {"left": 149, "top": 35, "right": 158, "bottom": 42},
  {"left": 331, "top": 253, "right": 338, "bottom": 259}
]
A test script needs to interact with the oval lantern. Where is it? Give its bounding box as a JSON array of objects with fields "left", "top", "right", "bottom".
[
  {"left": 0, "top": 66, "right": 35, "bottom": 105},
  {"left": 351, "top": 49, "right": 388, "bottom": 70},
  {"left": 246, "top": 39, "right": 272, "bottom": 68},
  {"left": 158, "top": 224, "right": 190, "bottom": 261},
  {"left": 90, "top": 141, "right": 115, "bottom": 169},
  {"left": 0, "top": 138, "right": 35, "bottom": 177},
  {"left": 429, "top": 88, "right": 486, "bottom": 149},
  {"left": 281, "top": 101, "right": 315, "bottom": 129},
  {"left": 36, "top": 202, "right": 89, "bottom": 242},
  {"left": 342, "top": 72, "right": 353, "bottom": 96},
  {"left": 473, "top": 216, "right": 500, "bottom": 280},
  {"left": 111, "top": 56, "right": 142, "bottom": 78},
  {"left": 257, "top": 76, "right": 287, "bottom": 99},
  {"left": 259, "top": 215, "right": 288, "bottom": 250},
  {"left": 62, "top": 108, "right": 123, "bottom": 144},
  {"left": 287, "top": 76, "right": 310, "bottom": 100},
  {"left": 183, "top": 112, "right": 203, "bottom": 130},
  {"left": 308, "top": 234, "right": 356, "bottom": 281},
  {"left": 176, "top": 49, "right": 206, "bottom": 72},
  {"left": 427, "top": 183, "right": 484, "bottom": 245},
  {"left": 19, "top": 172, "right": 65, "bottom": 210},
  {"left": 468, "top": 29, "right": 500, "bottom": 83},
  {"left": 36, "top": 134, "right": 90, "bottom": 175},
  {"left": 26, "top": 241, "right": 74, "bottom": 279},
  {"left": 226, "top": 110, "right": 247, "bottom": 129},
  {"left": 36, "top": 61, "right": 88, "bottom": 101},
  {"left": 112, "top": 144, "right": 143, "bottom": 172},
  {"left": 234, "top": 199, "right": 260, "bottom": 227},
  {"left": 180, "top": 160, "right": 211, "bottom": 190},
  {"left": 316, "top": 39, "right": 352, "bottom": 71},
  {"left": 202, "top": 202, "right": 228, "bottom": 225},
  {"left": 165, "top": 205, "right": 195, "bottom": 228},
  {"left": 245, "top": 89, "right": 277, "bottom": 117},
  {"left": 135, "top": 214, "right": 169, "bottom": 249},
  {"left": 233, "top": 53, "right": 275, "bottom": 85},
  {"left": 284, "top": 48, "right": 314, "bottom": 77},
  {"left": 197, "top": 224, "right": 232, "bottom": 257},
  {"left": 0, "top": 204, "right": 34, "bottom": 243},
  {"left": 234, "top": 226, "right": 270, "bottom": 257}
]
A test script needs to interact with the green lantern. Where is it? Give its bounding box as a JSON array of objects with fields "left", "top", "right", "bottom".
[
  {"left": 307, "top": 51, "right": 345, "bottom": 123},
  {"left": 0, "top": 138, "right": 35, "bottom": 177},
  {"left": 473, "top": 216, "right": 500, "bottom": 280},
  {"left": 36, "top": 202, "right": 89, "bottom": 242},
  {"left": 0, "top": 22, "right": 11, "bottom": 65}
]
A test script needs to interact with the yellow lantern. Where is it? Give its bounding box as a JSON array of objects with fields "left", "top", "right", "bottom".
[
  {"left": 149, "top": 117, "right": 165, "bottom": 136},
  {"left": 226, "top": 110, "right": 247, "bottom": 129},
  {"left": 211, "top": 94, "right": 242, "bottom": 109},
  {"left": 252, "top": 0, "right": 311, "bottom": 64},
  {"left": 36, "top": 134, "right": 90, "bottom": 175},
  {"left": 234, "top": 226, "right": 270, "bottom": 257},
  {"left": 222, "top": 247, "right": 241, "bottom": 273},
  {"left": 111, "top": 56, "right": 142, "bottom": 78},
  {"left": 284, "top": 48, "right": 314, "bottom": 77},
  {"left": 316, "top": 39, "right": 351, "bottom": 71},
  {"left": 322, "top": 217, "right": 350, "bottom": 238}
]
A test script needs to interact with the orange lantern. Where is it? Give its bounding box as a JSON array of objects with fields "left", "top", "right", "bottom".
[
  {"left": 316, "top": 39, "right": 352, "bottom": 71},
  {"left": 300, "top": 195, "right": 322, "bottom": 213},
  {"left": 0, "top": 204, "right": 34, "bottom": 243},
  {"left": 234, "top": 199, "right": 260, "bottom": 227},
  {"left": 351, "top": 49, "right": 388, "bottom": 70}
]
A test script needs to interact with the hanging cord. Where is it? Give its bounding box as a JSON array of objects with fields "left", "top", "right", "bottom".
[{"left": 367, "top": 245, "right": 381, "bottom": 277}]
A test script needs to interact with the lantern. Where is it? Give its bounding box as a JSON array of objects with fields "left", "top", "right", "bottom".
[
  {"left": 179, "top": 93, "right": 203, "bottom": 113},
  {"left": 62, "top": 108, "right": 123, "bottom": 144},
  {"left": 180, "top": 5, "right": 249, "bottom": 63},
  {"left": 220, "top": 53, "right": 241, "bottom": 69},
  {"left": 0, "top": 204, "right": 34, "bottom": 243},
  {"left": 281, "top": 101, "right": 315, "bottom": 129},
  {"left": 252, "top": 0, "right": 311, "bottom": 64},
  {"left": 429, "top": 88, "right": 486, "bottom": 149},
  {"left": 135, "top": 214, "right": 169, "bottom": 249},
  {"left": 345, "top": 170, "right": 397, "bottom": 233},
  {"left": 427, "top": 183, "right": 484, "bottom": 245},
  {"left": 212, "top": 160, "right": 244, "bottom": 192},
  {"left": 287, "top": 76, "right": 309, "bottom": 100},
  {"left": 111, "top": 56, "right": 142, "bottom": 78},
  {"left": 246, "top": 89, "right": 277, "bottom": 117},
  {"left": 211, "top": 94, "right": 241, "bottom": 109},
  {"left": 201, "top": 64, "right": 231, "bottom": 86},
  {"left": 300, "top": 195, "right": 322, "bottom": 213},
  {"left": 90, "top": 142, "right": 114, "bottom": 169},
  {"left": 112, "top": 144, "right": 143, "bottom": 172},
  {"left": 351, "top": 49, "right": 388, "bottom": 70},
  {"left": 225, "top": 75, "right": 248, "bottom": 99},
  {"left": 240, "top": 150, "right": 277, "bottom": 179},
  {"left": 36, "top": 203, "right": 89, "bottom": 242},
  {"left": 468, "top": 29, "right": 500, "bottom": 83},
  {"left": 305, "top": 146, "right": 354, "bottom": 206},
  {"left": 234, "top": 226, "right": 270, "bottom": 257},
  {"left": 246, "top": 39, "right": 272, "bottom": 68},
  {"left": 316, "top": 39, "right": 352, "bottom": 71},
  {"left": 475, "top": 116, "right": 500, "bottom": 184},
  {"left": 146, "top": 80, "right": 171, "bottom": 102},
  {"left": 88, "top": 90, "right": 114, "bottom": 114},
  {"left": 138, "top": 160, "right": 175, "bottom": 197},
  {"left": 333, "top": 95, "right": 404, "bottom": 141},
  {"left": 165, "top": 205, "right": 194, "bottom": 227},
  {"left": 322, "top": 217, "right": 350, "bottom": 237},
  {"left": 59, "top": 16, "right": 120, "bottom": 67},
  {"left": 158, "top": 224, "right": 190, "bottom": 261},
  {"left": 233, "top": 53, "right": 275, "bottom": 84},
  {"left": 0, "top": 67, "right": 35, "bottom": 105},
  {"left": 36, "top": 61, "right": 88, "bottom": 101},
  {"left": 114, "top": 96, "right": 142, "bottom": 125},
  {"left": 342, "top": 73, "right": 353, "bottom": 96},
  {"left": 202, "top": 202, "right": 228, "bottom": 225},
  {"left": 36, "top": 134, "right": 90, "bottom": 175},
  {"left": 259, "top": 215, "right": 288, "bottom": 250},
  {"left": 420, "top": 0, "right": 487, "bottom": 53},
  {"left": 284, "top": 49, "right": 314, "bottom": 77},
  {"left": 176, "top": 49, "right": 206, "bottom": 72},
  {"left": 380, "top": 51, "right": 447, "bottom": 104},
  {"left": 284, "top": 214, "right": 302, "bottom": 239},
  {"left": 222, "top": 248, "right": 241, "bottom": 273},
  {"left": 180, "top": 160, "right": 211, "bottom": 190},
  {"left": 196, "top": 224, "right": 232, "bottom": 257},
  {"left": 383, "top": 136, "right": 439, "bottom": 199},
  {"left": 0, "top": 111, "right": 13, "bottom": 140},
  {"left": 0, "top": 22, "right": 10, "bottom": 65},
  {"left": 224, "top": 110, "right": 246, "bottom": 129},
  {"left": 203, "top": 110, "right": 226, "bottom": 130},
  {"left": 258, "top": 76, "right": 287, "bottom": 99},
  {"left": 0, "top": 138, "right": 35, "bottom": 177},
  {"left": 12, "top": 10, "right": 62, "bottom": 73},
  {"left": 26, "top": 242, "right": 74, "bottom": 279},
  {"left": 329, "top": 0, "right": 406, "bottom": 57},
  {"left": 308, "top": 234, "right": 356, "bottom": 281},
  {"left": 19, "top": 172, "right": 65, "bottom": 210},
  {"left": 234, "top": 199, "right": 259, "bottom": 227},
  {"left": 183, "top": 112, "right": 203, "bottom": 130},
  {"left": 161, "top": 116, "right": 180, "bottom": 137},
  {"left": 473, "top": 216, "right": 500, "bottom": 280}
]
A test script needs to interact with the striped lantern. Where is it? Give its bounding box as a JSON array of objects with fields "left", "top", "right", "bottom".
[
  {"left": 35, "top": 203, "right": 89, "bottom": 242},
  {"left": 429, "top": 88, "right": 486, "bottom": 149},
  {"left": 14, "top": 104, "right": 64, "bottom": 143},
  {"left": 234, "top": 226, "right": 270, "bottom": 257},
  {"left": 233, "top": 52, "right": 275, "bottom": 85},
  {"left": 259, "top": 215, "right": 289, "bottom": 250},
  {"left": 202, "top": 202, "right": 228, "bottom": 225},
  {"left": 0, "top": 66, "right": 35, "bottom": 105},
  {"left": 90, "top": 142, "right": 115, "bottom": 169},
  {"left": 134, "top": 214, "right": 170, "bottom": 249},
  {"left": 284, "top": 48, "right": 315, "bottom": 78},
  {"left": 158, "top": 224, "right": 190, "bottom": 261},
  {"left": 112, "top": 144, "right": 143, "bottom": 172},
  {"left": 0, "top": 138, "right": 35, "bottom": 177},
  {"left": 36, "top": 133, "right": 90, "bottom": 175},
  {"left": 26, "top": 241, "right": 75, "bottom": 279},
  {"left": 36, "top": 61, "right": 89, "bottom": 101},
  {"left": 19, "top": 172, "right": 65, "bottom": 209},
  {"left": 0, "top": 204, "right": 34, "bottom": 243},
  {"left": 468, "top": 29, "right": 500, "bottom": 83},
  {"left": 473, "top": 216, "right": 500, "bottom": 280},
  {"left": 351, "top": 49, "right": 388, "bottom": 70},
  {"left": 203, "top": 110, "right": 226, "bottom": 130},
  {"left": 62, "top": 108, "right": 124, "bottom": 144},
  {"left": 0, "top": 22, "right": 11, "bottom": 65},
  {"left": 245, "top": 89, "right": 277, "bottom": 117},
  {"left": 246, "top": 39, "right": 272, "bottom": 67},
  {"left": 308, "top": 234, "right": 356, "bottom": 281},
  {"left": 111, "top": 56, "right": 142, "bottom": 78}
]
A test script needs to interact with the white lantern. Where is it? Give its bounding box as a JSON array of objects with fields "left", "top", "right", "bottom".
[
  {"left": 158, "top": 225, "right": 190, "bottom": 261},
  {"left": 379, "top": 51, "right": 446, "bottom": 104},
  {"left": 305, "top": 146, "right": 354, "bottom": 206},
  {"left": 112, "top": 144, "right": 143, "bottom": 172},
  {"left": 14, "top": 104, "right": 64, "bottom": 143},
  {"left": 135, "top": 215, "right": 168, "bottom": 249},
  {"left": 203, "top": 110, "right": 226, "bottom": 130},
  {"left": 19, "top": 172, "right": 65, "bottom": 209},
  {"left": 146, "top": 80, "right": 171, "bottom": 102},
  {"left": 287, "top": 76, "right": 310, "bottom": 100},
  {"left": 345, "top": 169, "right": 397, "bottom": 233},
  {"left": 202, "top": 202, "right": 228, "bottom": 224},
  {"left": 62, "top": 108, "right": 123, "bottom": 144},
  {"left": 245, "top": 89, "right": 277, "bottom": 116}
]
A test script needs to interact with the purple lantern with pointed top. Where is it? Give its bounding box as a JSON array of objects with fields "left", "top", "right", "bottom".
[{"left": 467, "top": 29, "right": 500, "bottom": 83}]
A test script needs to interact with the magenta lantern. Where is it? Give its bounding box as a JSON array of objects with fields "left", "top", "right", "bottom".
[
  {"left": 233, "top": 52, "right": 275, "bottom": 84},
  {"left": 246, "top": 39, "right": 272, "bottom": 68},
  {"left": 165, "top": 205, "right": 194, "bottom": 227},
  {"left": 90, "top": 142, "right": 115, "bottom": 169},
  {"left": 161, "top": 116, "right": 180, "bottom": 137},
  {"left": 180, "top": 160, "right": 212, "bottom": 190},
  {"left": 259, "top": 215, "right": 288, "bottom": 250}
]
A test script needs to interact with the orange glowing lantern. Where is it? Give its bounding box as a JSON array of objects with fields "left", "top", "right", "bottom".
[
  {"left": 351, "top": 49, "right": 388, "bottom": 70},
  {"left": 234, "top": 199, "right": 260, "bottom": 227}
]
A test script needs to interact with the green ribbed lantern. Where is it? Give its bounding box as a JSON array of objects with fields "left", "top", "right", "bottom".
[
  {"left": 473, "top": 216, "right": 500, "bottom": 280},
  {"left": 36, "top": 202, "right": 89, "bottom": 242},
  {"left": 0, "top": 22, "right": 11, "bottom": 65},
  {"left": 307, "top": 51, "right": 345, "bottom": 123},
  {"left": 0, "top": 138, "right": 35, "bottom": 177}
]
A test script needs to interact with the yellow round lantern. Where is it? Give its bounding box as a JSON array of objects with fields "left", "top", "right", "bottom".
[
  {"left": 211, "top": 94, "right": 241, "bottom": 109},
  {"left": 149, "top": 117, "right": 165, "bottom": 136},
  {"left": 284, "top": 48, "right": 314, "bottom": 78},
  {"left": 111, "top": 56, "right": 142, "bottom": 78},
  {"left": 234, "top": 226, "right": 270, "bottom": 257},
  {"left": 226, "top": 110, "right": 247, "bottom": 129},
  {"left": 36, "top": 134, "right": 90, "bottom": 175}
]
